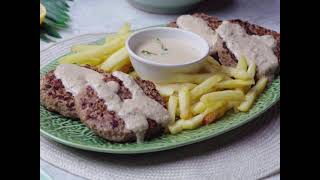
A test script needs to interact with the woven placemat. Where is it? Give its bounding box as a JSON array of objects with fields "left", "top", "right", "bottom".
[{"left": 40, "top": 34, "right": 280, "bottom": 180}]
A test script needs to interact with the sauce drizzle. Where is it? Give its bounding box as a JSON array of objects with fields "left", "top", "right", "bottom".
[{"left": 54, "top": 64, "right": 170, "bottom": 143}]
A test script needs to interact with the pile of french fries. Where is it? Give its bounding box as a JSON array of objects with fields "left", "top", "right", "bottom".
[
  {"left": 59, "top": 23, "right": 133, "bottom": 73},
  {"left": 156, "top": 56, "right": 268, "bottom": 134},
  {"left": 58, "top": 23, "right": 268, "bottom": 135}
]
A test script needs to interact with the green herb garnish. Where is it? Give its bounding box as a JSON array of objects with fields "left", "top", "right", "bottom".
[
  {"left": 141, "top": 50, "right": 158, "bottom": 55},
  {"left": 156, "top": 38, "right": 168, "bottom": 51}
]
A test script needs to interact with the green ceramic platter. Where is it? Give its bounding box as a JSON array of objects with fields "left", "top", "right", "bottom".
[{"left": 40, "top": 30, "right": 280, "bottom": 154}]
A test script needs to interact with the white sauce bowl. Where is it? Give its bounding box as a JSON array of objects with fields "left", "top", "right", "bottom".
[{"left": 126, "top": 27, "right": 209, "bottom": 83}]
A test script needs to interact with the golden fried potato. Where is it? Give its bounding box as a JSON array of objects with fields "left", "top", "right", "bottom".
[
  {"left": 247, "top": 62, "right": 256, "bottom": 78},
  {"left": 168, "top": 95, "right": 178, "bottom": 124},
  {"left": 203, "top": 101, "right": 228, "bottom": 125},
  {"left": 168, "top": 113, "right": 206, "bottom": 134},
  {"left": 160, "top": 73, "right": 215, "bottom": 84},
  {"left": 178, "top": 87, "right": 192, "bottom": 120},
  {"left": 200, "top": 90, "right": 245, "bottom": 104},
  {"left": 59, "top": 34, "right": 128, "bottom": 65},
  {"left": 168, "top": 101, "right": 226, "bottom": 134},
  {"left": 216, "top": 79, "right": 255, "bottom": 89},
  {"left": 206, "top": 56, "right": 221, "bottom": 68},
  {"left": 191, "top": 101, "right": 206, "bottom": 115},
  {"left": 129, "top": 71, "right": 139, "bottom": 78},
  {"left": 116, "top": 63, "right": 132, "bottom": 73},
  {"left": 155, "top": 83, "right": 197, "bottom": 97},
  {"left": 71, "top": 44, "right": 101, "bottom": 53},
  {"left": 237, "top": 77, "right": 268, "bottom": 112},
  {"left": 237, "top": 56, "right": 248, "bottom": 71},
  {"left": 190, "top": 74, "right": 224, "bottom": 100},
  {"left": 221, "top": 66, "right": 252, "bottom": 80},
  {"left": 100, "top": 47, "right": 130, "bottom": 72}
]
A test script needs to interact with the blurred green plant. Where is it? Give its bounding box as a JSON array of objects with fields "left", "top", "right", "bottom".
[{"left": 40, "top": 0, "right": 73, "bottom": 42}]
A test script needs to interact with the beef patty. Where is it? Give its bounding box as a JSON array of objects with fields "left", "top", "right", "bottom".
[
  {"left": 40, "top": 65, "right": 167, "bottom": 142},
  {"left": 40, "top": 70, "right": 78, "bottom": 118},
  {"left": 75, "top": 74, "right": 166, "bottom": 142},
  {"left": 40, "top": 65, "right": 108, "bottom": 119},
  {"left": 169, "top": 13, "right": 280, "bottom": 68}
]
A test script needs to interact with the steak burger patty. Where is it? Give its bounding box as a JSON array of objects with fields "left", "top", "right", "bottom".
[
  {"left": 40, "top": 65, "right": 168, "bottom": 142},
  {"left": 169, "top": 13, "right": 280, "bottom": 79},
  {"left": 40, "top": 65, "right": 108, "bottom": 119},
  {"left": 40, "top": 70, "right": 78, "bottom": 118},
  {"left": 75, "top": 74, "right": 166, "bottom": 142}
]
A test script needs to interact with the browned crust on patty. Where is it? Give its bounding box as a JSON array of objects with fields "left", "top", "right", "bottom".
[
  {"left": 169, "top": 13, "right": 280, "bottom": 67},
  {"left": 40, "top": 65, "right": 107, "bottom": 119},
  {"left": 40, "top": 66, "right": 167, "bottom": 142},
  {"left": 75, "top": 74, "right": 166, "bottom": 142},
  {"left": 40, "top": 71, "right": 78, "bottom": 119}
]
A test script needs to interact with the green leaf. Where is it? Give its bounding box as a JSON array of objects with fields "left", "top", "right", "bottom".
[
  {"left": 43, "top": 1, "right": 70, "bottom": 17},
  {"left": 44, "top": 18, "right": 67, "bottom": 29},
  {"left": 40, "top": 29, "right": 55, "bottom": 42},
  {"left": 42, "top": 24, "right": 62, "bottom": 38},
  {"left": 40, "top": 0, "right": 72, "bottom": 41}
]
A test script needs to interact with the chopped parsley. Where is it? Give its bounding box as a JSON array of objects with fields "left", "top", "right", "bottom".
[
  {"left": 156, "top": 38, "right": 168, "bottom": 51},
  {"left": 141, "top": 50, "right": 158, "bottom": 55}
]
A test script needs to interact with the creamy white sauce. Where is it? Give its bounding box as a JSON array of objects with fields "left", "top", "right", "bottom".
[
  {"left": 54, "top": 64, "right": 170, "bottom": 143},
  {"left": 176, "top": 15, "right": 219, "bottom": 54},
  {"left": 216, "top": 21, "right": 278, "bottom": 79},
  {"left": 135, "top": 37, "right": 201, "bottom": 65}
]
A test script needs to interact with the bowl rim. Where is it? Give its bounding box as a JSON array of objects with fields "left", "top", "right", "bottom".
[{"left": 125, "top": 27, "right": 209, "bottom": 67}]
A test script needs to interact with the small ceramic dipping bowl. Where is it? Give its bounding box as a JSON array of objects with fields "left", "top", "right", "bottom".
[{"left": 126, "top": 27, "right": 209, "bottom": 83}]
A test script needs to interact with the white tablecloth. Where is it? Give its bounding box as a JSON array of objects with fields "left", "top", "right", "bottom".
[{"left": 40, "top": 0, "right": 280, "bottom": 179}]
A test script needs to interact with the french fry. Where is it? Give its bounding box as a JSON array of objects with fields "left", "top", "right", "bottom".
[
  {"left": 247, "top": 62, "right": 256, "bottom": 78},
  {"left": 216, "top": 79, "right": 255, "bottom": 89},
  {"left": 191, "top": 101, "right": 206, "bottom": 115},
  {"left": 227, "top": 101, "right": 241, "bottom": 113},
  {"left": 176, "top": 103, "right": 180, "bottom": 116},
  {"left": 59, "top": 34, "right": 128, "bottom": 65},
  {"left": 129, "top": 71, "right": 139, "bottom": 78},
  {"left": 223, "top": 76, "right": 233, "bottom": 80},
  {"left": 104, "top": 34, "right": 116, "bottom": 43},
  {"left": 180, "top": 113, "right": 206, "bottom": 130},
  {"left": 206, "top": 56, "right": 221, "bottom": 68},
  {"left": 168, "top": 101, "right": 226, "bottom": 134},
  {"left": 155, "top": 83, "right": 197, "bottom": 97},
  {"left": 162, "top": 73, "right": 216, "bottom": 84},
  {"left": 168, "top": 119, "right": 185, "bottom": 134},
  {"left": 117, "top": 22, "right": 131, "bottom": 35},
  {"left": 178, "top": 87, "right": 192, "bottom": 120},
  {"left": 203, "top": 56, "right": 221, "bottom": 73},
  {"left": 100, "top": 47, "right": 129, "bottom": 72},
  {"left": 69, "top": 23, "right": 131, "bottom": 54},
  {"left": 237, "top": 86, "right": 250, "bottom": 94},
  {"left": 190, "top": 74, "right": 224, "bottom": 100},
  {"left": 71, "top": 44, "right": 101, "bottom": 53},
  {"left": 221, "top": 66, "right": 252, "bottom": 80},
  {"left": 156, "top": 86, "right": 175, "bottom": 97},
  {"left": 237, "top": 77, "right": 268, "bottom": 112},
  {"left": 237, "top": 57, "right": 256, "bottom": 94},
  {"left": 203, "top": 61, "right": 219, "bottom": 73},
  {"left": 105, "top": 22, "right": 131, "bottom": 42},
  {"left": 78, "top": 58, "right": 101, "bottom": 66},
  {"left": 168, "top": 113, "right": 206, "bottom": 134},
  {"left": 200, "top": 90, "right": 245, "bottom": 105},
  {"left": 116, "top": 63, "right": 132, "bottom": 73},
  {"left": 168, "top": 95, "right": 178, "bottom": 124},
  {"left": 237, "top": 56, "right": 248, "bottom": 71},
  {"left": 203, "top": 101, "right": 229, "bottom": 125}
]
